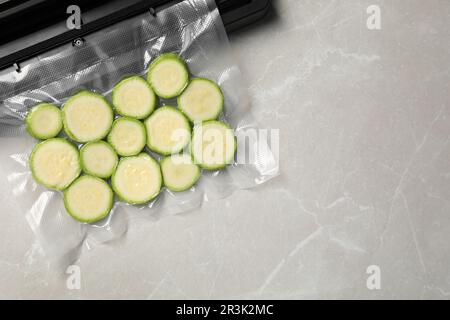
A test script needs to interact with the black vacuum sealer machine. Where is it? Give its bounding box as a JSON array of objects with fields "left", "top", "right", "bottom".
[{"left": 0, "top": 0, "right": 271, "bottom": 71}]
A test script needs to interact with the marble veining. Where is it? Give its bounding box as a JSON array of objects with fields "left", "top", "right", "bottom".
[{"left": 0, "top": 0, "right": 450, "bottom": 299}]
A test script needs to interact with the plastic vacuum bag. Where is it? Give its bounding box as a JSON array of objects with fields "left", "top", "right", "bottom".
[{"left": 0, "top": 0, "right": 278, "bottom": 267}]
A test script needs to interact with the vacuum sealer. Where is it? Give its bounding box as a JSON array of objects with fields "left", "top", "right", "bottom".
[{"left": 0, "top": 0, "right": 271, "bottom": 71}]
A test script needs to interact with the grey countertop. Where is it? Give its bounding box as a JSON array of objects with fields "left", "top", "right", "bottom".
[{"left": 1, "top": 0, "right": 450, "bottom": 299}]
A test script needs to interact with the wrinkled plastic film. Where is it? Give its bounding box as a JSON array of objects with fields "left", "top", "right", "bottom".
[{"left": 0, "top": 0, "right": 278, "bottom": 267}]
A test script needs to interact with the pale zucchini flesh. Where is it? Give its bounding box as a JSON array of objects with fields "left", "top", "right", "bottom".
[
  {"left": 80, "top": 141, "right": 118, "bottom": 179},
  {"left": 26, "top": 54, "right": 239, "bottom": 221},
  {"left": 144, "top": 106, "right": 191, "bottom": 155},
  {"left": 64, "top": 175, "right": 113, "bottom": 223},
  {"left": 112, "top": 76, "right": 156, "bottom": 119},
  {"left": 63, "top": 91, "right": 113, "bottom": 143},
  {"left": 108, "top": 117, "right": 147, "bottom": 157},
  {"left": 178, "top": 78, "right": 223, "bottom": 122},
  {"left": 191, "top": 120, "right": 236, "bottom": 170},
  {"left": 147, "top": 53, "right": 189, "bottom": 99},
  {"left": 26, "top": 103, "right": 63, "bottom": 139},
  {"left": 112, "top": 153, "right": 162, "bottom": 204},
  {"left": 161, "top": 154, "right": 201, "bottom": 192},
  {"left": 30, "top": 138, "right": 81, "bottom": 190}
]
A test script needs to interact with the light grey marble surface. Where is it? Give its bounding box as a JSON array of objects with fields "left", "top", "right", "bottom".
[{"left": 1, "top": 0, "right": 450, "bottom": 299}]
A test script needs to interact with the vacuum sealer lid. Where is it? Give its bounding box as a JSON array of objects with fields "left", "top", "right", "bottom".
[{"left": 0, "top": 0, "right": 271, "bottom": 71}]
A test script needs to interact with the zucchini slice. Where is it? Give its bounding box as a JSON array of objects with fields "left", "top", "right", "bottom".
[
  {"left": 108, "top": 117, "right": 147, "bottom": 157},
  {"left": 178, "top": 78, "right": 224, "bottom": 122},
  {"left": 80, "top": 141, "right": 118, "bottom": 179},
  {"left": 147, "top": 53, "right": 189, "bottom": 99},
  {"left": 29, "top": 138, "right": 81, "bottom": 190},
  {"left": 26, "top": 103, "right": 63, "bottom": 139},
  {"left": 63, "top": 91, "right": 113, "bottom": 143},
  {"left": 112, "top": 76, "right": 156, "bottom": 119},
  {"left": 112, "top": 153, "right": 162, "bottom": 204},
  {"left": 144, "top": 106, "right": 191, "bottom": 155},
  {"left": 191, "top": 120, "right": 236, "bottom": 170},
  {"left": 64, "top": 175, "right": 113, "bottom": 223},
  {"left": 161, "top": 154, "right": 201, "bottom": 192}
]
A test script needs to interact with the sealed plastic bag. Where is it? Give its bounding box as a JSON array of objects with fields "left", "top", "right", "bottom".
[{"left": 0, "top": 0, "right": 278, "bottom": 267}]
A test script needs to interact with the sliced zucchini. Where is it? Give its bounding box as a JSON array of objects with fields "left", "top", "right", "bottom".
[
  {"left": 26, "top": 103, "right": 63, "bottom": 139},
  {"left": 161, "top": 154, "right": 201, "bottom": 192},
  {"left": 147, "top": 53, "right": 189, "bottom": 99},
  {"left": 29, "top": 138, "right": 81, "bottom": 190},
  {"left": 191, "top": 120, "right": 236, "bottom": 170},
  {"left": 64, "top": 175, "right": 113, "bottom": 223},
  {"left": 80, "top": 141, "right": 118, "bottom": 179},
  {"left": 178, "top": 78, "right": 224, "bottom": 122},
  {"left": 112, "top": 153, "right": 162, "bottom": 204},
  {"left": 112, "top": 76, "right": 156, "bottom": 119},
  {"left": 144, "top": 106, "right": 191, "bottom": 155},
  {"left": 63, "top": 91, "right": 113, "bottom": 143},
  {"left": 108, "top": 117, "right": 146, "bottom": 157}
]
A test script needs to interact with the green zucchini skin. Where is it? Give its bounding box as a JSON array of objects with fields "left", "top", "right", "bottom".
[
  {"left": 26, "top": 103, "right": 63, "bottom": 140},
  {"left": 26, "top": 57, "right": 240, "bottom": 220},
  {"left": 147, "top": 53, "right": 189, "bottom": 99},
  {"left": 191, "top": 120, "right": 237, "bottom": 170},
  {"left": 29, "top": 138, "right": 81, "bottom": 190},
  {"left": 62, "top": 90, "right": 114, "bottom": 143},
  {"left": 111, "top": 153, "right": 162, "bottom": 205},
  {"left": 112, "top": 76, "right": 156, "bottom": 119},
  {"left": 80, "top": 141, "right": 118, "bottom": 179},
  {"left": 144, "top": 106, "right": 191, "bottom": 156},
  {"left": 160, "top": 154, "right": 201, "bottom": 192},
  {"left": 63, "top": 175, "right": 114, "bottom": 223},
  {"left": 107, "top": 117, "right": 147, "bottom": 157},
  {"left": 177, "top": 78, "right": 224, "bottom": 123}
]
